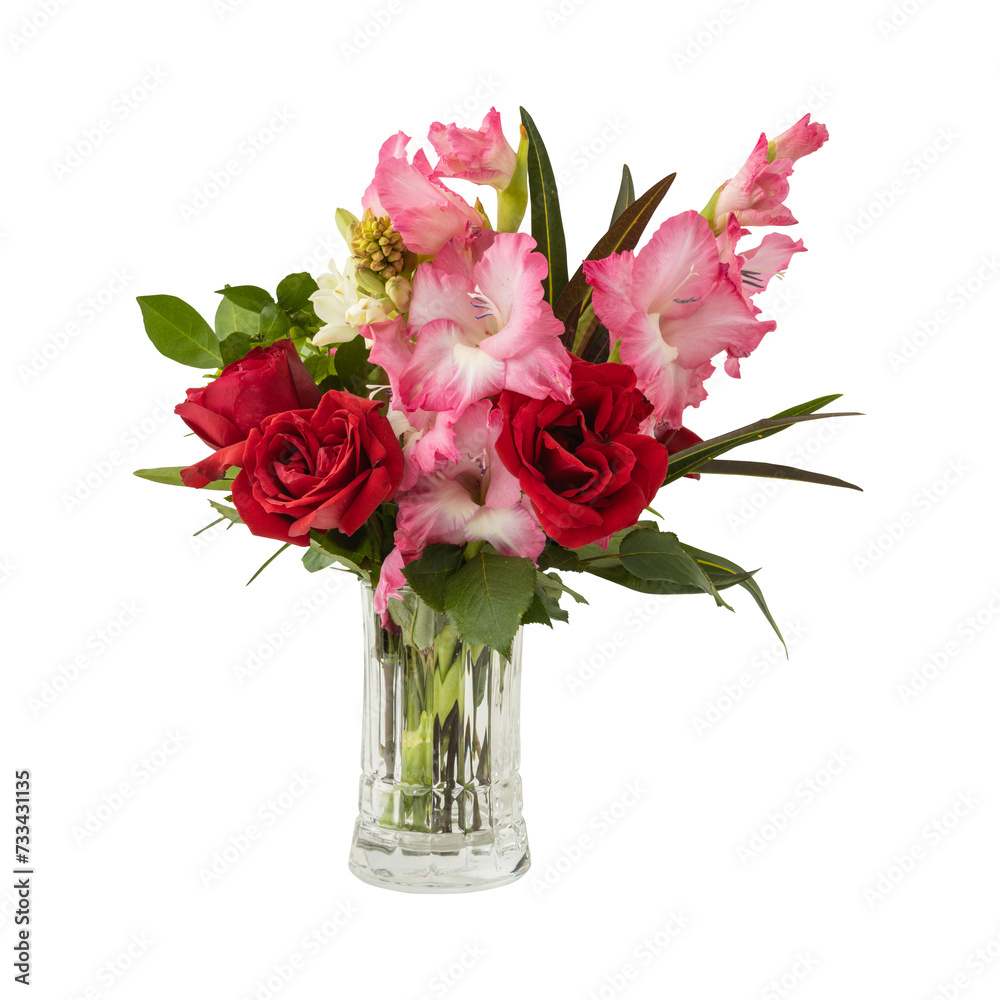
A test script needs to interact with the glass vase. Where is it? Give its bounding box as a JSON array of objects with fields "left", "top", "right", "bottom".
[{"left": 348, "top": 584, "right": 530, "bottom": 892}]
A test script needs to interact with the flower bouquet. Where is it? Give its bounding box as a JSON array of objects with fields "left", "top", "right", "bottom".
[{"left": 136, "top": 107, "right": 859, "bottom": 892}]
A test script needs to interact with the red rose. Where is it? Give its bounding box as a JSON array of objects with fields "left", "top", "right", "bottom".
[
  {"left": 175, "top": 339, "right": 321, "bottom": 488},
  {"left": 496, "top": 359, "right": 670, "bottom": 549},
  {"left": 232, "top": 390, "right": 404, "bottom": 546}
]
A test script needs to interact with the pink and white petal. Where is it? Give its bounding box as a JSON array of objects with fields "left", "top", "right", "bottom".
[
  {"left": 407, "top": 264, "right": 481, "bottom": 336},
  {"left": 491, "top": 330, "right": 573, "bottom": 403},
  {"left": 397, "top": 475, "right": 481, "bottom": 549},
  {"left": 618, "top": 311, "right": 683, "bottom": 423},
  {"left": 463, "top": 502, "right": 545, "bottom": 561},
  {"left": 715, "top": 134, "right": 770, "bottom": 219},
  {"left": 585, "top": 251, "right": 639, "bottom": 337},
  {"left": 374, "top": 546, "right": 409, "bottom": 615},
  {"left": 739, "top": 234, "right": 806, "bottom": 295},
  {"left": 632, "top": 211, "right": 723, "bottom": 317},
  {"left": 366, "top": 317, "right": 414, "bottom": 402},
  {"left": 376, "top": 158, "right": 481, "bottom": 255},
  {"left": 403, "top": 410, "right": 462, "bottom": 489},
  {"left": 661, "top": 279, "right": 774, "bottom": 370},
  {"left": 772, "top": 115, "right": 829, "bottom": 163},
  {"left": 473, "top": 232, "right": 550, "bottom": 333},
  {"left": 401, "top": 320, "right": 504, "bottom": 413}
]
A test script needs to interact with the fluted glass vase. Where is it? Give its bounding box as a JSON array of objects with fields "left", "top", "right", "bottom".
[{"left": 348, "top": 584, "right": 530, "bottom": 892}]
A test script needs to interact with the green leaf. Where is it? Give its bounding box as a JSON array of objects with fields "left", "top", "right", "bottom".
[
  {"left": 444, "top": 552, "right": 536, "bottom": 660},
  {"left": 303, "top": 352, "right": 334, "bottom": 383},
  {"left": 520, "top": 107, "right": 568, "bottom": 306},
  {"left": 208, "top": 500, "right": 241, "bottom": 524},
  {"left": 525, "top": 571, "right": 573, "bottom": 627},
  {"left": 388, "top": 591, "right": 439, "bottom": 651},
  {"left": 402, "top": 544, "right": 466, "bottom": 613},
  {"left": 137, "top": 295, "right": 221, "bottom": 369},
  {"left": 246, "top": 543, "right": 291, "bottom": 586},
  {"left": 215, "top": 284, "right": 274, "bottom": 312},
  {"left": 497, "top": 124, "right": 529, "bottom": 233},
  {"left": 610, "top": 164, "right": 635, "bottom": 225},
  {"left": 258, "top": 303, "right": 290, "bottom": 340},
  {"left": 331, "top": 335, "right": 373, "bottom": 395},
  {"left": 696, "top": 459, "right": 863, "bottom": 491},
  {"left": 133, "top": 467, "right": 234, "bottom": 491},
  {"left": 215, "top": 296, "right": 261, "bottom": 339},
  {"left": 663, "top": 404, "right": 861, "bottom": 485},
  {"left": 619, "top": 529, "right": 730, "bottom": 609},
  {"left": 276, "top": 272, "right": 319, "bottom": 313},
  {"left": 219, "top": 331, "right": 254, "bottom": 366},
  {"left": 681, "top": 544, "right": 786, "bottom": 653},
  {"left": 554, "top": 172, "right": 677, "bottom": 345},
  {"left": 307, "top": 528, "right": 374, "bottom": 578}
]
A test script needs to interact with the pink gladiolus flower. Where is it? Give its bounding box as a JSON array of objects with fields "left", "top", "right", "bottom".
[
  {"left": 363, "top": 132, "right": 482, "bottom": 256},
  {"left": 428, "top": 108, "right": 517, "bottom": 190},
  {"left": 584, "top": 210, "right": 775, "bottom": 428},
  {"left": 709, "top": 115, "right": 828, "bottom": 233},
  {"left": 367, "top": 316, "right": 464, "bottom": 491},
  {"left": 716, "top": 214, "right": 806, "bottom": 336},
  {"left": 374, "top": 546, "right": 408, "bottom": 617},
  {"left": 394, "top": 401, "right": 545, "bottom": 562},
  {"left": 396, "top": 228, "right": 572, "bottom": 414}
]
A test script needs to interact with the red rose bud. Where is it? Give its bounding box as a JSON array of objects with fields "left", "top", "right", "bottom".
[
  {"left": 232, "top": 389, "right": 404, "bottom": 546},
  {"left": 175, "top": 339, "right": 322, "bottom": 488},
  {"left": 496, "top": 359, "right": 670, "bottom": 549}
]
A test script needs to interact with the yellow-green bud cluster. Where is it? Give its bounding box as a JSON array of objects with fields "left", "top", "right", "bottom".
[{"left": 351, "top": 208, "right": 407, "bottom": 278}]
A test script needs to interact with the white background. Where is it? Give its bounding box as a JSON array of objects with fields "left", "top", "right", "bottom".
[{"left": 2, "top": 0, "right": 998, "bottom": 997}]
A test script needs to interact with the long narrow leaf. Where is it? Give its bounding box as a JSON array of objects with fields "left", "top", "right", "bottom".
[
  {"left": 664, "top": 408, "right": 861, "bottom": 485},
  {"left": 682, "top": 544, "right": 786, "bottom": 654},
  {"left": 520, "top": 108, "right": 568, "bottom": 306},
  {"left": 555, "top": 172, "right": 676, "bottom": 343},
  {"left": 697, "top": 460, "right": 863, "bottom": 491},
  {"left": 611, "top": 165, "right": 635, "bottom": 225},
  {"left": 246, "top": 543, "right": 291, "bottom": 586}
]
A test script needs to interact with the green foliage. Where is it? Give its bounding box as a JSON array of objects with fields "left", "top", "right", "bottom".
[
  {"left": 137, "top": 295, "right": 221, "bottom": 368},
  {"left": 520, "top": 107, "right": 568, "bottom": 306},
  {"left": 444, "top": 552, "right": 536, "bottom": 661}
]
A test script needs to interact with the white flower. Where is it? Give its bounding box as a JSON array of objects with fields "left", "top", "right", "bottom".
[{"left": 310, "top": 259, "right": 390, "bottom": 347}]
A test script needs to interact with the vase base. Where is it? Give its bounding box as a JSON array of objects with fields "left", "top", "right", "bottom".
[{"left": 348, "top": 821, "right": 530, "bottom": 893}]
